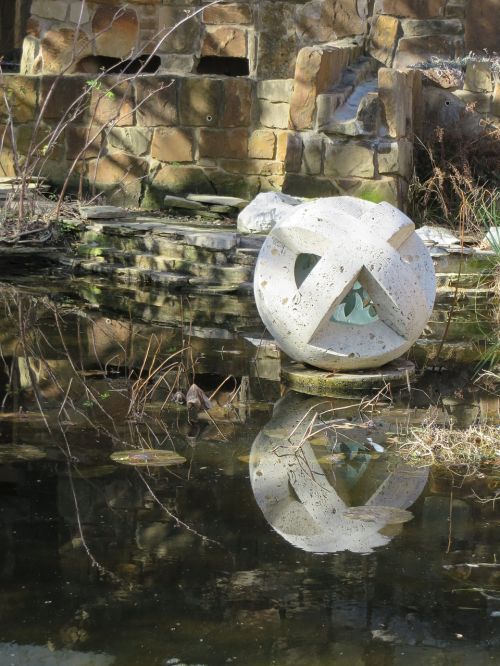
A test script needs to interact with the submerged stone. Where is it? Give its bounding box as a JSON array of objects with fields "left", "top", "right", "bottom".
[
  {"left": 110, "top": 449, "right": 187, "bottom": 467},
  {"left": 0, "top": 444, "right": 47, "bottom": 463}
]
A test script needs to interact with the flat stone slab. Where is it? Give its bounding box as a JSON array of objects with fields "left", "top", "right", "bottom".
[
  {"left": 164, "top": 195, "right": 205, "bottom": 211},
  {"left": 183, "top": 231, "right": 237, "bottom": 250},
  {"left": 80, "top": 205, "right": 130, "bottom": 220},
  {"left": 281, "top": 359, "right": 415, "bottom": 397},
  {"left": 186, "top": 194, "right": 248, "bottom": 209},
  {"left": 416, "top": 225, "right": 460, "bottom": 247}
]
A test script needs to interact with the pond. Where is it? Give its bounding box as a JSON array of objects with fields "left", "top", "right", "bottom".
[{"left": 0, "top": 266, "right": 498, "bottom": 666}]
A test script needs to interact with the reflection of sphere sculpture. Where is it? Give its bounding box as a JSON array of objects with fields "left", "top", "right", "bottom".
[
  {"left": 254, "top": 197, "right": 436, "bottom": 371},
  {"left": 250, "top": 393, "right": 429, "bottom": 554}
]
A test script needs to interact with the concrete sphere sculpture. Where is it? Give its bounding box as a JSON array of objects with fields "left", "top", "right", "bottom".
[{"left": 254, "top": 197, "right": 436, "bottom": 371}]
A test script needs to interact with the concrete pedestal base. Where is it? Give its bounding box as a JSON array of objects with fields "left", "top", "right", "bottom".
[{"left": 281, "top": 358, "right": 415, "bottom": 398}]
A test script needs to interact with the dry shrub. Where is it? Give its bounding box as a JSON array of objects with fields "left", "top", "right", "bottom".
[
  {"left": 398, "top": 421, "right": 499, "bottom": 474},
  {"left": 410, "top": 120, "right": 500, "bottom": 236}
]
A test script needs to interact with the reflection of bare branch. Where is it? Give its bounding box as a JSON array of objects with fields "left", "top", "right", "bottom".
[
  {"left": 59, "top": 426, "right": 124, "bottom": 586},
  {"left": 136, "top": 470, "right": 222, "bottom": 549}
]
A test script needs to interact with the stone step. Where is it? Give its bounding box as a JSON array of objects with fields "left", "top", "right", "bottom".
[
  {"left": 317, "top": 78, "right": 379, "bottom": 135},
  {"left": 78, "top": 234, "right": 231, "bottom": 265},
  {"left": 86, "top": 218, "right": 238, "bottom": 251},
  {"left": 76, "top": 247, "right": 253, "bottom": 283}
]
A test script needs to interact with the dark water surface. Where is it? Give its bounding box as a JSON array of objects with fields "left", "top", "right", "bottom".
[{"left": 0, "top": 271, "right": 498, "bottom": 666}]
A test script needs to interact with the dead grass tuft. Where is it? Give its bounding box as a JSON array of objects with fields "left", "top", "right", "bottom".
[{"left": 398, "top": 421, "right": 500, "bottom": 473}]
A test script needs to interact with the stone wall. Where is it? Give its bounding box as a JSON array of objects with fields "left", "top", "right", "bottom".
[
  {"left": 21, "top": 1, "right": 369, "bottom": 77},
  {"left": 2, "top": 0, "right": 497, "bottom": 210}
]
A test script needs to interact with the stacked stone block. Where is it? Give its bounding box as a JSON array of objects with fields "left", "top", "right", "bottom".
[
  {"left": 1, "top": 72, "right": 298, "bottom": 204},
  {"left": 3, "top": 0, "right": 497, "bottom": 210},
  {"left": 368, "top": 0, "right": 465, "bottom": 69},
  {"left": 21, "top": 1, "right": 369, "bottom": 77}
]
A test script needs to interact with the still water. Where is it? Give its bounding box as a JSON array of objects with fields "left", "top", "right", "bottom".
[{"left": 0, "top": 268, "right": 498, "bottom": 666}]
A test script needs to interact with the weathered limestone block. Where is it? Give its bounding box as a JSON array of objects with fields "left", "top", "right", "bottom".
[
  {"left": 248, "top": 130, "right": 276, "bottom": 159},
  {"left": 66, "top": 126, "right": 102, "bottom": 161},
  {"left": 464, "top": 62, "right": 494, "bottom": 94},
  {"left": 0, "top": 76, "right": 38, "bottom": 123},
  {"left": 377, "top": 139, "right": 413, "bottom": 177},
  {"left": 108, "top": 127, "right": 151, "bottom": 156},
  {"left": 69, "top": 2, "right": 91, "bottom": 24},
  {"left": 465, "top": 0, "right": 498, "bottom": 53},
  {"left": 452, "top": 90, "right": 491, "bottom": 114},
  {"left": 31, "top": 0, "right": 68, "bottom": 21},
  {"left": 221, "top": 78, "right": 253, "bottom": 127},
  {"left": 254, "top": 197, "right": 436, "bottom": 370},
  {"left": 201, "top": 26, "right": 247, "bottom": 58},
  {"left": 159, "top": 54, "right": 194, "bottom": 75},
  {"left": 151, "top": 127, "right": 193, "bottom": 162},
  {"left": 87, "top": 152, "right": 146, "bottom": 204},
  {"left": 152, "top": 165, "right": 213, "bottom": 195},
  {"left": 203, "top": 3, "right": 253, "bottom": 24},
  {"left": 257, "top": 2, "right": 298, "bottom": 79},
  {"left": 157, "top": 6, "right": 200, "bottom": 55},
  {"left": 258, "top": 100, "right": 290, "bottom": 129},
  {"left": 289, "top": 46, "right": 353, "bottom": 130},
  {"left": 295, "top": 0, "right": 338, "bottom": 43},
  {"left": 257, "top": 80, "right": 294, "bottom": 104},
  {"left": 92, "top": 6, "right": 139, "bottom": 58},
  {"left": 39, "top": 75, "right": 88, "bottom": 120},
  {"left": 135, "top": 77, "right": 178, "bottom": 127},
  {"left": 199, "top": 128, "right": 248, "bottom": 159},
  {"left": 283, "top": 173, "right": 339, "bottom": 197},
  {"left": 378, "top": 68, "right": 412, "bottom": 138},
  {"left": 41, "top": 28, "right": 92, "bottom": 73},
  {"left": 301, "top": 134, "right": 323, "bottom": 175},
  {"left": 207, "top": 170, "right": 261, "bottom": 199},
  {"left": 20, "top": 36, "right": 41, "bottom": 75},
  {"left": 88, "top": 152, "right": 148, "bottom": 187},
  {"left": 90, "top": 78, "right": 135, "bottom": 127},
  {"left": 281, "top": 132, "right": 303, "bottom": 172},
  {"left": 369, "top": 15, "right": 400, "bottom": 66},
  {"left": 220, "top": 159, "right": 284, "bottom": 176},
  {"left": 257, "top": 31, "right": 298, "bottom": 79},
  {"left": 296, "top": 0, "right": 368, "bottom": 42},
  {"left": 400, "top": 18, "right": 463, "bottom": 36},
  {"left": 179, "top": 78, "right": 221, "bottom": 127},
  {"left": 337, "top": 175, "right": 400, "bottom": 206},
  {"left": 394, "top": 35, "right": 464, "bottom": 68},
  {"left": 16, "top": 123, "right": 64, "bottom": 161},
  {"left": 324, "top": 139, "right": 375, "bottom": 178},
  {"left": 334, "top": 0, "right": 369, "bottom": 36},
  {"left": 374, "top": 0, "right": 445, "bottom": 18}
]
